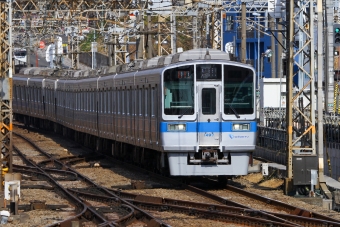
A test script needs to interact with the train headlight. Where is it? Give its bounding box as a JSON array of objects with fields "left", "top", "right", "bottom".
[
  {"left": 232, "top": 123, "right": 250, "bottom": 131},
  {"left": 167, "top": 123, "right": 187, "bottom": 131}
]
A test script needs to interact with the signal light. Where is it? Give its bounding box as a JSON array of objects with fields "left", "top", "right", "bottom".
[{"left": 335, "top": 23, "right": 340, "bottom": 46}]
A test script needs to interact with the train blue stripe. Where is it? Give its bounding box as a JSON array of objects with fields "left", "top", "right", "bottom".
[{"left": 160, "top": 121, "right": 257, "bottom": 132}]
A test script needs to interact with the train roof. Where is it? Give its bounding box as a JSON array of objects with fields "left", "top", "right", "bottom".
[{"left": 16, "top": 48, "right": 242, "bottom": 79}]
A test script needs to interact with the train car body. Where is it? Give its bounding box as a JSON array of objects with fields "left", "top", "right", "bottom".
[{"left": 13, "top": 49, "right": 257, "bottom": 177}]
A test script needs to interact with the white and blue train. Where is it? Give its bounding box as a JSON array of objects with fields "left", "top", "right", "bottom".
[{"left": 13, "top": 48, "right": 256, "bottom": 177}]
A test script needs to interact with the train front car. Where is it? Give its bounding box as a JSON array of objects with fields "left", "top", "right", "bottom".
[{"left": 161, "top": 50, "right": 256, "bottom": 176}]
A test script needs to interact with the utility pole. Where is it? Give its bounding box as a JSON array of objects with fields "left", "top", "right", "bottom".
[
  {"left": 241, "top": 2, "right": 246, "bottom": 63},
  {"left": 270, "top": 16, "right": 276, "bottom": 78},
  {"left": 285, "top": 0, "right": 317, "bottom": 195},
  {"left": 0, "top": 0, "right": 13, "bottom": 192}
]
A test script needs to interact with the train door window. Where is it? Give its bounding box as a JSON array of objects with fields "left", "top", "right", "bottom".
[
  {"left": 93, "top": 91, "right": 95, "bottom": 112},
  {"left": 107, "top": 90, "right": 109, "bottom": 114},
  {"left": 122, "top": 89, "right": 125, "bottom": 115},
  {"left": 131, "top": 89, "right": 135, "bottom": 116},
  {"left": 75, "top": 91, "right": 77, "bottom": 111},
  {"left": 106, "top": 90, "right": 109, "bottom": 114},
  {"left": 117, "top": 90, "right": 121, "bottom": 115},
  {"left": 90, "top": 91, "right": 92, "bottom": 111},
  {"left": 93, "top": 90, "right": 96, "bottom": 112},
  {"left": 82, "top": 91, "right": 85, "bottom": 111},
  {"left": 85, "top": 91, "right": 88, "bottom": 111},
  {"left": 99, "top": 90, "right": 102, "bottom": 113},
  {"left": 78, "top": 90, "right": 82, "bottom": 111},
  {"left": 201, "top": 88, "right": 216, "bottom": 115},
  {"left": 83, "top": 91, "right": 85, "bottom": 111},
  {"left": 78, "top": 91, "right": 80, "bottom": 111},
  {"left": 135, "top": 88, "right": 139, "bottom": 116},
  {"left": 90, "top": 91, "right": 92, "bottom": 112},
  {"left": 20, "top": 86, "right": 23, "bottom": 102},
  {"left": 13, "top": 86, "right": 16, "bottom": 101},
  {"left": 99, "top": 90, "right": 101, "bottom": 113},
  {"left": 78, "top": 92, "right": 81, "bottom": 111},
  {"left": 103, "top": 90, "right": 106, "bottom": 114},
  {"left": 139, "top": 88, "right": 142, "bottom": 116},
  {"left": 102, "top": 90, "right": 105, "bottom": 113},
  {"left": 56, "top": 90, "right": 58, "bottom": 107},
  {"left": 81, "top": 91, "right": 83, "bottom": 111},
  {"left": 112, "top": 89, "right": 116, "bottom": 114},
  {"left": 126, "top": 89, "right": 129, "bottom": 115},
  {"left": 145, "top": 88, "right": 148, "bottom": 117},
  {"left": 33, "top": 87, "right": 35, "bottom": 103},
  {"left": 38, "top": 89, "right": 41, "bottom": 103},
  {"left": 105, "top": 90, "right": 108, "bottom": 114},
  {"left": 151, "top": 86, "right": 155, "bottom": 117}
]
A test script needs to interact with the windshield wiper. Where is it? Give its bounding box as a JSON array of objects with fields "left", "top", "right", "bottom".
[
  {"left": 178, "top": 107, "right": 193, "bottom": 119},
  {"left": 228, "top": 103, "right": 240, "bottom": 118}
]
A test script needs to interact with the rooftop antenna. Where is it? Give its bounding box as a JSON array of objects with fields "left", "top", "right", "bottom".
[{"left": 204, "top": 47, "right": 211, "bottom": 60}]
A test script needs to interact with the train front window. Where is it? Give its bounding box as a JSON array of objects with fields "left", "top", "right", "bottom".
[
  {"left": 202, "top": 88, "right": 216, "bottom": 115},
  {"left": 163, "top": 65, "right": 195, "bottom": 116},
  {"left": 224, "top": 65, "right": 254, "bottom": 115}
]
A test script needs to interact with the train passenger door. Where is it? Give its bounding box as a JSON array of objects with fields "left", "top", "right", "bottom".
[{"left": 197, "top": 83, "right": 221, "bottom": 146}]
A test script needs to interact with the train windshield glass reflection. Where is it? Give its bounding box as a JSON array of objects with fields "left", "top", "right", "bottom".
[
  {"left": 163, "top": 65, "right": 195, "bottom": 115},
  {"left": 224, "top": 65, "right": 254, "bottom": 115}
]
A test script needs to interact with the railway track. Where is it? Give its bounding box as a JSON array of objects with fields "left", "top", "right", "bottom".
[
  {"left": 9, "top": 126, "right": 340, "bottom": 226},
  {"left": 13, "top": 132, "right": 168, "bottom": 227}
]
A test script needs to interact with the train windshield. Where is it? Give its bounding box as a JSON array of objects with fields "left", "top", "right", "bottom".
[
  {"left": 224, "top": 65, "right": 254, "bottom": 115},
  {"left": 163, "top": 65, "right": 195, "bottom": 116}
]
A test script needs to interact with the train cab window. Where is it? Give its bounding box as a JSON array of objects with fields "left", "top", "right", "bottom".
[
  {"left": 163, "top": 65, "right": 195, "bottom": 115},
  {"left": 223, "top": 65, "right": 254, "bottom": 115}
]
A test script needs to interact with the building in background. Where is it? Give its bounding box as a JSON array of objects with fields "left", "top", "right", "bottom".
[{"left": 222, "top": 11, "right": 273, "bottom": 79}]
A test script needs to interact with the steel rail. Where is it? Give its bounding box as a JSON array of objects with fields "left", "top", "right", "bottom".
[{"left": 13, "top": 131, "right": 168, "bottom": 227}]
